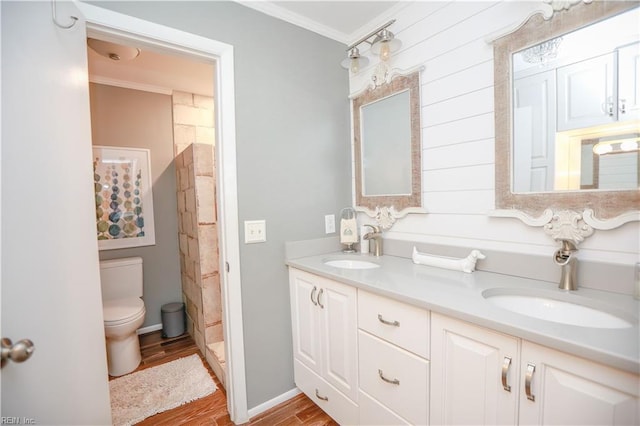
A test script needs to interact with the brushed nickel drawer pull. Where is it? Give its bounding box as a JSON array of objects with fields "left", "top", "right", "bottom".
[
  {"left": 378, "top": 369, "right": 400, "bottom": 385},
  {"left": 317, "top": 288, "right": 324, "bottom": 309},
  {"left": 525, "top": 363, "right": 536, "bottom": 401},
  {"left": 501, "top": 356, "right": 512, "bottom": 392},
  {"left": 310, "top": 286, "right": 318, "bottom": 306},
  {"left": 377, "top": 314, "right": 400, "bottom": 327},
  {"left": 315, "top": 388, "right": 328, "bottom": 401}
]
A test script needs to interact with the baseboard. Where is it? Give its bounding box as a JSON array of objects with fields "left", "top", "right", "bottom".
[
  {"left": 137, "top": 323, "right": 162, "bottom": 335},
  {"left": 247, "top": 387, "right": 302, "bottom": 419}
]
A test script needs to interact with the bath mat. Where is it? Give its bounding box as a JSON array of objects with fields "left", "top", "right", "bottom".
[{"left": 109, "top": 354, "right": 217, "bottom": 426}]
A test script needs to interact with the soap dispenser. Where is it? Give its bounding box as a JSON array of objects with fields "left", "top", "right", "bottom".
[{"left": 339, "top": 207, "right": 358, "bottom": 253}]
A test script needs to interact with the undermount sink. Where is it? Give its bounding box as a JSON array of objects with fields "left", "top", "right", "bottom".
[
  {"left": 323, "top": 258, "right": 380, "bottom": 270},
  {"left": 482, "top": 288, "right": 635, "bottom": 329}
]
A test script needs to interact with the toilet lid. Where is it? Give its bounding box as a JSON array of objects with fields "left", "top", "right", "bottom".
[{"left": 103, "top": 298, "right": 145, "bottom": 325}]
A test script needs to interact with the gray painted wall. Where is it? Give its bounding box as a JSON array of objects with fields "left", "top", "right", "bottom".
[
  {"left": 88, "top": 1, "right": 352, "bottom": 409},
  {"left": 90, "top": 83, "right": 183, "bottom": 327}
]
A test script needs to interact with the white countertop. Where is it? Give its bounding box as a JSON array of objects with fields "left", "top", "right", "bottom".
[{"left": 286, "top": 252, "right": 640, "bottom": 374}]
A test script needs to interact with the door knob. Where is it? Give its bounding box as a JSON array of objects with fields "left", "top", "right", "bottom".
[{"left": 1, "top": 338, "right": 35, "bottom": 368}]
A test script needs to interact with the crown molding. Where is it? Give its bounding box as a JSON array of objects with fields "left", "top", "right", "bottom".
[
  {"left": 234, "top": 1, "right": 411, "bottom": 46},
  {"left": 235, "top": 1, "right": 351, "bottom": 43}
]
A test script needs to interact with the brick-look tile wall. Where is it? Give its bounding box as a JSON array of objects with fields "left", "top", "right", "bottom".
[{"left": 172, "top": 91, "right": 222, "bottom": 355}]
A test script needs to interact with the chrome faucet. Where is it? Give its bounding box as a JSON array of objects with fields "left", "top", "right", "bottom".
[
  {"left": 554, "top": 240, "right": 578, "bottom": 291},
  {"left": 363, "top": 224, "right": 383, "bottom": 256}
]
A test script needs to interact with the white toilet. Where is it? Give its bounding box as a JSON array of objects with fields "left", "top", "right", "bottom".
[{"left": 99, "top": 257, "right": 146, "bottom": 377}]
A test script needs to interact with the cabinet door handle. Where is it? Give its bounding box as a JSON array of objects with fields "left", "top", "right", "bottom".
[
  {"left": 310, "top": 286, "right": 318, "bottom": 306},
  {"left": 317, "top": 288, "right": 324, "bottom": 309},
  {"left": 525, "top": 363, "right": 536, "bottom": 401},
  {"left": 604, "top": 97, "right": 615, "bottom": 116},
  {"left": 378, "top": 369, "right": 400, "bottom": 385},
  {"left": 377, "top": 314, "right": 400, "bottom": 327},
  {"left": 619, "top": 99, "right": 627, "bottom": 114},
  {"left": 315, "top": 388, "right": 329, "bottom": 401},
  {"left": 501, "top": 356, "right": 512, "bottom": 392}
]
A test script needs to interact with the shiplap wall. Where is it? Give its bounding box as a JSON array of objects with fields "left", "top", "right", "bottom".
[{"left": 350, "top": 1, "right": 639, "bottom": 266}]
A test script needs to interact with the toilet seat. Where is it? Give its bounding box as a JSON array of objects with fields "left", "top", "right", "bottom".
[{"left": 103, "top": 298, "right": 145, "bottom": 326}]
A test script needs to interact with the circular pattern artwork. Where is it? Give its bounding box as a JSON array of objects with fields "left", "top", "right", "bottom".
[{"left": 94, "top": 157, "right": 145, "bottom": 241}]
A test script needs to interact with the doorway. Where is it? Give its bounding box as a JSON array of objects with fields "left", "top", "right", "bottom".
[
  {"left": 80, "top": 2, "right": 248, "bottom": 423},
  {"left": 88, "top": 38, "right": 228, "bottom": 381}
]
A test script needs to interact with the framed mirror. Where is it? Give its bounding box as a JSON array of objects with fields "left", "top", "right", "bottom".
[
  {"left": 352, "top": 69, "right": 422, "bottom": 219},
  {"left": 493, "top": 1, "right": 639, "bottom": 220}
]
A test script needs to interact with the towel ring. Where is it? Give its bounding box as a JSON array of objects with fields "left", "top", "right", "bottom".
[{"left": 51, "top": 0, "right": 78, "bottom": 29}]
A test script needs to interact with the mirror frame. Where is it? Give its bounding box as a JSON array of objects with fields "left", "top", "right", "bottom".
[
  {"left": 353, "top": 70, "right": 422, "bottom": 212},
  {"left": 493, "top": 1, "right": 639, "bottom": 220}
]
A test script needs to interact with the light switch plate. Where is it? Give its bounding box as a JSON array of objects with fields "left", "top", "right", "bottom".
[
  {"left": 325, "top": 214, "right": 335, "bottom": 234},
  {"left": 244, "top": 220, "right": 266, "bottom": 243}
]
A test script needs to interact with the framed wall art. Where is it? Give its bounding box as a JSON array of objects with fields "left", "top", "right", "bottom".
[{"left": 93, "top": 146, "right": 156, "bottom": 250}]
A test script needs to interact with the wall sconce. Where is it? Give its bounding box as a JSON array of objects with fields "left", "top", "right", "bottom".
[{"left": 341, "top": 20, "right": 402, "bottom": 74}]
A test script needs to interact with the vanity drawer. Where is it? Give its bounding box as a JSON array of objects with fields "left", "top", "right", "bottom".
[
  {"left": 359, "top": 390, "right": 411, "bottom": 425},
  {"left": 358, "top": 330, "right": 429, "bottom": 425},
  {"left": 358, "top": 289, "right": 430, "bottom": 358},
  {"left": 294, "top": 359, "right": 358, "bottom": 425}
]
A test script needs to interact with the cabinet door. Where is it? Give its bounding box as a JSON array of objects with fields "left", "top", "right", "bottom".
[
  {"left": 289, "top": 269, "right": 322, "bottom": 375},
  {"left": 319, "top": 277, "right": 358, "bottom": 401},
  {"left": 519, "top": 341, "right": 639, "bottom": 425},
  {"left": 618, "top": 42, "right": 640, "bottom": 122},
  {"left": 557, "top": 52, "right": 616, "bottom": 131},
  {"left": 430, "top": 313, "right": 519, "bottom": 425}
]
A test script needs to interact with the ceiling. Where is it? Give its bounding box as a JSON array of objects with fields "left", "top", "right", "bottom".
[{"left": 88, "top": 1, "right": 402, "bottom": 95}]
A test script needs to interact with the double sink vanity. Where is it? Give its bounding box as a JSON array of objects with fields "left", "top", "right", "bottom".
[
  {"left": 293, "top": 1, "right": 640, "bottom": 424},
  {"left": 286, "top": 250, "right": 639, "bottom": 425}
]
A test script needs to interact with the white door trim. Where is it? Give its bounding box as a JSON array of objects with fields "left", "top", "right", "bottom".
[{"left": 75, "top": 3, "right": 248, "bottom": 423}]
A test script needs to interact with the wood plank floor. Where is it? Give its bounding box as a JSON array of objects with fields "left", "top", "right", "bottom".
[{"left": 111, "top": 331, "right": 338, "bottom": 426}]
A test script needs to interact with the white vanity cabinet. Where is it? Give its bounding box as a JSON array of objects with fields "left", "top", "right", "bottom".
[
  {"left": 357, "top": 290, "right": 430, "bottom": 425},
  {"left": 430, "top": 313, "right": 519, "bottom": 425},
  {"left": 431, "top": 313, "right": 640, "bottom": 426},
  {"left": 288, "top": 268, "right": 358, "bottom": 424}
]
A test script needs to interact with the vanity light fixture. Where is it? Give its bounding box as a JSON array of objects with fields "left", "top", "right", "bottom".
[
  {"left": 341, "top": 47, "right": 370, "bottom": 74},
  {"left": 370, "top": 28, "right": 402, "bottom": 62},
  {"left": 593, "top": 137, "right": 640, "bottom": 155},
  {"left": 341, "top": 19, "right": 402, "bottom": 73}
]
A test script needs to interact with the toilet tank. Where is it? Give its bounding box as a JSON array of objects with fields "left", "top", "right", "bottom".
[{"left": 99, "top": 257, "right": 143, "bottom": 301}]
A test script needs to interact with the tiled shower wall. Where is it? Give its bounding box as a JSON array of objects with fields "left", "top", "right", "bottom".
[
  {"left": 172, "top": 91, "right": 215, "bottom": 156},
  {"left": 172, "top": 91, "right": 222, "bottom": 355}
]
